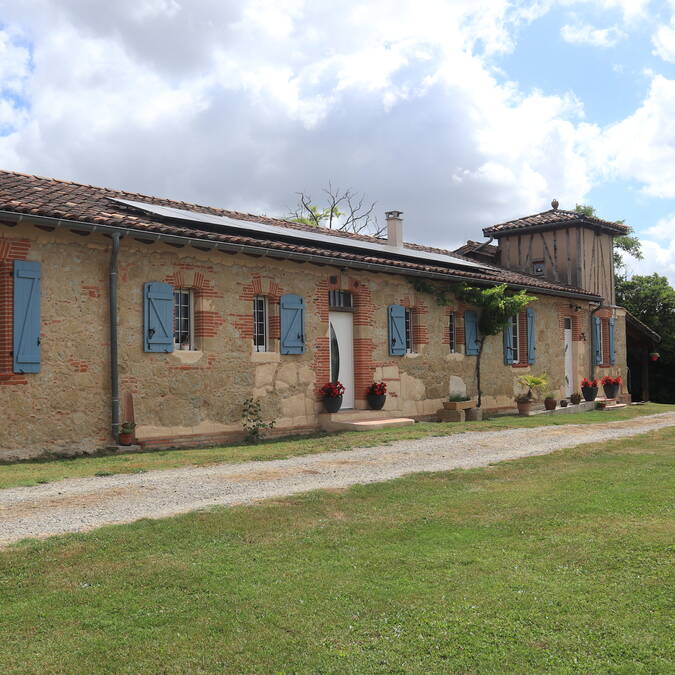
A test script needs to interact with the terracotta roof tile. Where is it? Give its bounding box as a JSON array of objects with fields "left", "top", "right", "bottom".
[
  {"left": 0, "top": 169, "right": 600, "bottom": 299},
  {"left": 483, "top": 208, "right": 628, "bottom": 236}
]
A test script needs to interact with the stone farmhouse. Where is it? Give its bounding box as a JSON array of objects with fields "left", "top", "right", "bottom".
[{"left": 0, "top": 170, "right": 658, "bottom": 459}]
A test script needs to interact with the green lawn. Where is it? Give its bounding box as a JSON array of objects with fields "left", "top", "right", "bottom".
[
  {"left": 1, "top": 426, "right": 673, "bottom": 673},
  {"left": 0, "top": 402, "right": 673, "bottom": 490}
]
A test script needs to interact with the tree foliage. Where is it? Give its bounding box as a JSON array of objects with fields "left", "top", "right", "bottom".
[
  {"left": 616, "top": 273, "right": 675, "bottom": 403},
  {"left": 454, "top": 283, "right": 537, "bottom": 407},
  {"left": 288, "top": 183, "right": 384, "bottom": 236}
]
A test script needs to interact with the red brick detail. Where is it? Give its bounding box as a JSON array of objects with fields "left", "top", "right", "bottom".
[
  {"left": 0, "top": 236, "right": 32, "bottom": 385},
  {"left": 68, "top": 359, "right": 90, "bottom": 373},
  {"left": 194, "top": 310, "right": 225, "bottom": 338},
  {"left": 121, "top": 376, "right": 139, "bottom": 394},
  {"left": 354, "top": 337, "right": 377, "bottom": 399},
  {"left": 80, "top": 284, "right": 102, "bottom": 299},
  {"left": 238, "top": 275, "right": 283, "bottom": 303},
  {"left": 314, "top": 279, "right": 330, "bottom": 323},
  {"left": 351, "top": 280, "right": 375, "bottom": 328},
  {"left": 312, "top": 336, "right": 330, "bottom": 396},
  {"left": 164, "top": 269, "right": 223, "bottom": 298},
  {"left": 233, "top": 275, "right": 286, "bottom": 341},
  {"left": 397, "top": 296, "right": 429, "bottom": 347},
  {"left": 558, "top": 305, "right": 585, "bottom": 342}
]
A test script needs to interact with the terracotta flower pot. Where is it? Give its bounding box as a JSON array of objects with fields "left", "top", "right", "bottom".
[
  {"left": 323, "top": 395, "right": 343, "bottom": 413},
  {"left": 516, "top": 400, "right": 532, "bottom": 416},
  {"left": 118, "top": 432, "right": 134, "bottom": 446},
  {"left": 367, "top": 393, "right": 386, "bottom": 410},
  {"left": 544, "top": 398, "right": 557, "bottom": 411},
  {"left": 581, "top": 386, "right": 598, "bottom": 402}
]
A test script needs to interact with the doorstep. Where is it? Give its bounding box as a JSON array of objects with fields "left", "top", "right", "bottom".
[{"left": 318, "top": 409, "right": 415, "bottom": 432}]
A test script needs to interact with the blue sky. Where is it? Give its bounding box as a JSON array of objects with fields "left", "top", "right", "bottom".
[{"left": 0, "top": 0, "right": 674, "bottom": 282}]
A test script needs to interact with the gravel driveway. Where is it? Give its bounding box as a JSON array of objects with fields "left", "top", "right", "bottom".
[{"left": 2, "top": 412, "right": 674, "bottom": 546}]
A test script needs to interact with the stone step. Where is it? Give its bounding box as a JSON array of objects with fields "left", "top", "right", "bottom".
[
  {"left": 319, "top": 416, "right": 414, "bottom": 432},
  {"left": 318, "top": 409, "right": 401, "bottom": 424}
]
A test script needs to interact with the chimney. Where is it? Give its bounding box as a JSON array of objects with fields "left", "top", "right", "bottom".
[{"left": 385, "top": 210, "right": 403, "bottom": 247}]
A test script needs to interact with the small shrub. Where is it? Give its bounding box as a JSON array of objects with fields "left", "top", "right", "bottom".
[
  {"left": 570, "top": 392, "right": 582, "bottom": 405},
  {"left": 241, "top": 398, "right": 276, "bottom": 444}
]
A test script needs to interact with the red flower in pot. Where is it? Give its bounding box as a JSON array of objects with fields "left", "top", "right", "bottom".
[
  {"left": 580, "top": 378, "right": 599, "bottom": 402},
  {"left": 320, "top": 381, "right": 345, "bottom": 413},
  {"left": 600, "top": 375, "right": 622, "bottom": 400},
  {"left": 366, "top": 381, "right": 387, "bottom": 410}
]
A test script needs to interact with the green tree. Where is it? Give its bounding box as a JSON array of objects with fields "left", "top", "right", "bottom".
[
  {"left": 574, "top": 204, "right": 643, "bottom": 276},
  {"left": 454, "top": 283, "right": 537, "bottom": 407},
  {"left": 616, "top": 273, "right": 675, "bottom": 403}
]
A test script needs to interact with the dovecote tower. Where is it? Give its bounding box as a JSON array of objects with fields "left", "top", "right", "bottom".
[{"left": 482, "top": 201, "right": 628, "bottom": 305}]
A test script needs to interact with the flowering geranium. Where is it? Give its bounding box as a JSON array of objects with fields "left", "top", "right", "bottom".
[
  {"left": 367, "top": 381, "right": 387, "bottom": 396},
  {"left": 581, "top": 378, "right": 598, "bottom": 388},
  {"left": 319, "top": 381, "right": 345, "bottom": 398},
  {"left": 601, "top": 375, "right": 622, "bottom": 386}
]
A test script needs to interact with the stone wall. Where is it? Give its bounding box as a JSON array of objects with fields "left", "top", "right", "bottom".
[{"left": 0, "top": 223, "right": 628, "bottom": 460}]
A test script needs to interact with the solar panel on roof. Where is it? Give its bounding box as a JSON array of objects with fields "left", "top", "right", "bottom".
[{"left": 109, "top": 198, "right": 490, "bottom": 271}]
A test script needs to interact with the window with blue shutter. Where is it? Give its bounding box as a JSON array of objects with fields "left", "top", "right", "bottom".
[
  {"left": 503, "top": 317, "right": 514, "bottom": 365},
  {"left": 609, "top": 317, "right": 616, "bottom": 365},
  {"left": 388, "top": 304, "right": 406, "bottom": 356},
  {"left": 527, "top": 308, "right": 536, "bottom": 365},
  {"left": 592, "top": 316, "right": 602, "bottom": 365},
  {"left": 464, "top": 310, "right": 479, "bottom": 355},
  {"left": 144, "top": 282, "right": 174, "bottom": 353},
  {"left": 13, "top": 260, "right": 41, "bottom": 373},
  {"left": 280, "top": 294, "right": 305, "bottom": 354}
]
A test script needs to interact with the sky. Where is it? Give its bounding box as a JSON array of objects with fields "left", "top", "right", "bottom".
[{"left": 0, "top": 0, "right": 674, "bottom": 283}]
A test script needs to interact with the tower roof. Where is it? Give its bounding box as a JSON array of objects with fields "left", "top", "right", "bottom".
[{"left": 483, "top": 208, "right": 629, "bottom": 238}]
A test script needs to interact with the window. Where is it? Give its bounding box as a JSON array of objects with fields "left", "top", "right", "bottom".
[
  {"left": 448, "top": 311, "right": 457, "bottom": 353},
  {"left": 510, "top": 315, "right": 519, "bottom": 364},
  {"left": 405, "top": 308, "right": 413, "bottom": 353},
  {"left": 328, "top": 290, "right": 353, "bottom": 311},
  {"left": 533, "top": 260, "right": 545, "bottom": 276},
  {"left": 253, "top": 295, "right": 268, "bottom": 352},
  {"left": 598, "top": 320, "right": 605, "bottom": 365},
  {"left": 173, "top": 289, "right": 194, "bottom": 350}
]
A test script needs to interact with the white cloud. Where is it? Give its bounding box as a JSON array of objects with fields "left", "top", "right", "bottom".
[
  {"left": 652, "top": 18, "right": 675, "bottom": 63},
  {"left": 560, "top": 22, "right": 626, "bottom": 47},
  {"left": 597, "top": 75, "right": 675, "bottom": 199},
  {"left": 0, "top": 0, "right": 605, "bottom": 250},
  {"left": 645, "top": 214, "right": 675, "bottom": 239},
  {"left": 625, "top": 240, "right": 675, "bottom": 285}
]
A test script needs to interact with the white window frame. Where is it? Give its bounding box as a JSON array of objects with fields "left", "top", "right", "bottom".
[
  {"left": 449, "top": 311, "right": 457, "bottom": 353},
  {"left": 173, "top": 289, "right": 195, "bottom": 350},
  {"left": 510, "top": 315, "right": 520, "bottom": 364},
  {"left": 253, "top": 295, "right": 269, "bottom": 352},
  {"left": 405, "top": 308, "right": 414, "bottom": 354}
]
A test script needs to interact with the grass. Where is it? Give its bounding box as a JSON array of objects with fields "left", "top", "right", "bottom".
[
  {"left": 0, "top": 427, "right": 673, "bottom": 672},
  {"left": 0, "top": 402, "right": 673, "bottom": 490}
]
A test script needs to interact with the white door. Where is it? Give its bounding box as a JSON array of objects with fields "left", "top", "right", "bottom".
[
  {"left": 329, "top": 312, "right": 354, "bottom": 409},
  {"left": 564, "top": 318, "right": 574, "bottom": 397}
]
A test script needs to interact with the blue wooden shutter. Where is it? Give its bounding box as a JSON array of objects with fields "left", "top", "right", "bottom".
[
  {"left": 503, "top": 317, "right": 514, "bottom": 365},
  {"left": 464, "top": 310, "right": 479, "bottom": 356},
  {"left": 388, "top": 304, "right": 406, "bottom": 356},
  {"left": 592, "top": 316, "right": 602, "bottom": 365},
  {"left": 527, "top": 308, "right": 536, "bottom": 365},
  {"left": 609, "top": 317, "right": 616, "bottom": 365},
  {"left": 13, "top": 260, "right": 41, "bottom": 373},
  {"left": 280, "top": 294, "right": 305, "bottom": 354},
  {"left": 144, "top": 282, "right": 174, "bottom": 353}
]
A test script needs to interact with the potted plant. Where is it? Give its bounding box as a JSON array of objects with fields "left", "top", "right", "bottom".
[
  {"left": 570, "top": 392, "right": 582, "bottom": 405},
  {"left": 595, "top": 400, "right": 607, "bottom": 410},
  {"left": 544, "top": 393, "right": 557, "bottom": 411},
  {"left": 601, "top": 375, "right": 622, "bottom": 400},
  {"left": 320, "top": 381, "right": 345, "bottom": 413},
  {"left": 443, "top": 394, "right": 475, "bottom": 411},
  {"left": 118, "top": 421, "right": 136, "bottom": 446},
  {"left": 649, "top": 352, "right": 660, "bottom": 362},
  {"left": 366, "top": 381, "right": 387, "bottom": 410},
  {"left": 560, "top": 399, "right": 568, "bottom": 408},
  {"left": 515, "top": 374, "right": 548, "bottom": 416},
  {"left": 580, "top": 378, "right": 598, "bottom": 402}
]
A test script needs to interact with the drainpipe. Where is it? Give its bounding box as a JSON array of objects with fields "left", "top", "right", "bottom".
[
  {"left": 109, "top": 233, "right": 121, "bottom": 443},
  {"left": 590, "top": 299, "right": 605, "bottom": 380}
]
